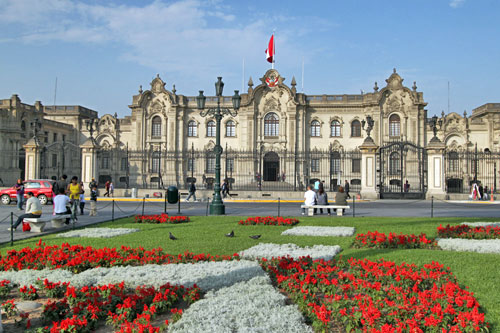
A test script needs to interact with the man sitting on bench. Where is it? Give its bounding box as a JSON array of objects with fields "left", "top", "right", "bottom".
[
  {"left": 53, "top": 187, "right": 71, "bottom": 224},
  {"left": 9, "top": 192, "right": 42, "bottom": 231}
]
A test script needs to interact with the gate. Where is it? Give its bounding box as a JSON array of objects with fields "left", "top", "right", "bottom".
[{"left": 377, "top": 141, "right": 427, "bottom": 199}]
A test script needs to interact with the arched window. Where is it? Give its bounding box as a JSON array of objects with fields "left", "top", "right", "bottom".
[
  {"left": 330, "top": 151, "right": 341, "bottom": 174},
  {"left": 264, "top": 113, "right": 279, "bottom": 137},
  {"left": 389, "top": 152, "right": 400, "bottom": 175},
  {"left": 151, "top": 116, "right": 162, "bottom": 138},
  {"left": 207, "top": 121, "right": 216, "bottom": 137},
  {"left": 226, "top": 120, "right": 236, "bottom": 137},
  {"left": 351, "top": 120, "right": 361, "bottom": 137},
  {"left": 389, "top": 114, "right": 400, "bottom": 137},
  {"left": 448, "top": 151, "right": 459, "bottom": 172},
  {"left": 188, "top": 120, "right": 197, "bottom": 137},
  {"left": 310, "top": 120, "right": 321, "bottom": 137},
  {"left": 331, "top": 120, "right": 341, "bottom": 137}
]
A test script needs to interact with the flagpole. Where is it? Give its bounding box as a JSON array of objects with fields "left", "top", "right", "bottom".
[
  {"left": 301, "top": 57, "right": 304, "bottom": 93},
  {"left": 242, "top": 58, "right": 245, "bottom": 92},
  {"left": 272, "top": 30, "right": 275, "bottom": 69}
]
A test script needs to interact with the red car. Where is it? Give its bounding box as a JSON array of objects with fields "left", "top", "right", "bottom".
[{"left": 0, "top": 179, "right": 55, "bottom": 205}]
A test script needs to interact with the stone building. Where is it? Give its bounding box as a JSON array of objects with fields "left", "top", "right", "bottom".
[{"left": 1, "top": 69, "right": 498, "bottom": 199}]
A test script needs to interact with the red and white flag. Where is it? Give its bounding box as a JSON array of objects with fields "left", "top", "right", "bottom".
[{"left": 265, "top": 34, "right": 275, "bottom": 63}]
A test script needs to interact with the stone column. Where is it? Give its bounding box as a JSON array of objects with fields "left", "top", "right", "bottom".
[
  {"left": 426, "top": 138, "right": 447, "bottom": 199},
  {"left": 359, "top": 138, "right": 379, "bottom": 199},
  {"left": 23, "top": 138, "right": 43, "bottom": 180},
  {"left": 80, "top": 138, "right": 99, "bottom": 192}
]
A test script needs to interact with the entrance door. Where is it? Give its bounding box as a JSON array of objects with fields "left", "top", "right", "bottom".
[{"left": 263, "top": 152, "right": 279, "bottom": 181}]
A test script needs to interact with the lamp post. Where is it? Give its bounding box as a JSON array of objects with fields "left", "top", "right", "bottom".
[{"left": 196, "top": 77, "right": 241, "bottom": 215}]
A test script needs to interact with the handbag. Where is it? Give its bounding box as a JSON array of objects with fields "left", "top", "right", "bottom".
[{"left": 22, "top": 221, "right": 31, "bottom": 232}]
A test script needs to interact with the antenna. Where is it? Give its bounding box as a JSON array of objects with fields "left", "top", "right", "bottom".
[
  {"left": 301, "top": 57, "right": 304, "bottom": 93},
  {"left": 242, "top": 58, "right": 245, "bottom": 92},
  {"left": 53, "top": 77, "right": 58, "bottom": 107}
]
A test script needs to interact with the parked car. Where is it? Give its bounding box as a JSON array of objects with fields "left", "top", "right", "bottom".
[{"left": 0, "top": 179, "right": 55, "bottom": 205}]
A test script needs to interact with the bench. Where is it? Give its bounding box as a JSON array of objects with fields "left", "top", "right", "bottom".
[
  {"left": 23, "top": 214, "right": 72, "bottom": 233},
  {"left": 301, "top": 205, "right": 350, "bottom": 217}
]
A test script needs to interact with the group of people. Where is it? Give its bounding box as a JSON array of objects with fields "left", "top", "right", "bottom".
[
  {"left": 9, "top": 175, "right": 99, "bottom": 232},
  {"left": 185, "top": 178, "right": 231, "bottom": 202},
  {"left": 470, "top": 182, "right": 489, "bottom": 200},
  {"left": 303, "top": 180, "right": 350, "bottom": 216}
]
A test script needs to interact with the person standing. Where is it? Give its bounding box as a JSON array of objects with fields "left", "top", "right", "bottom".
[
  {"left": 104, "top": 180, "right": 110, "bottom": 197},
  {"left": 57, "top": 175, "right": 68, "bottom": 195},
  {"left": 109, "top": 181, "right": 114, "bottom": 197},
  {"left": 79, "top": 191, "right": 85, "bottom": 215},
  {"left": 67, "top": 176, "right": 82, "bottom": 221},
  {"left": 302, "top": 185, "right": 317, "bottom": 215},
  {"left": 185, "top": 181, "right": 197, "bottom": 202},
  {"left": 344, "top": 180, "right": 351, "bottom": 199},
  {"left": 9, "top": 192, "right": 42, "bottom": 231},
  {"left": 89, "top": 186, "right": 98, "bottom": 216},
  {"left": 334, "top": 186, "right": 348, "bottom": 215},
  {"left": 14, "top": 179, "right": 24, "bottom": 211},
  {"left": 315, "top": 187, "right": 331, "bottom": 215},
  {"left": 478, "top": 183, "right": 484, "bottom": 200},
  {"left": 314, "top": 179, "right": 320, "bottom": 192},
  {"left": 89, "top": 178, "right": 97, "bottom": 190},
  {"left": 404, "top": 180, "right": 410, "bottom": 193}
]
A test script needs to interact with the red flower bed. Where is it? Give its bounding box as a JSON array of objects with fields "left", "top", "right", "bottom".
[
  {"left": 353, "top": 231, "right": 437, "bottom": 249},
  {"left": 437, "top": 224, "right": 500, "bottom": 239},
  {"left": 135, "top": 213, "right": 190, "bottom": 224},
  {"left": 238, "top": 216, "right": 299, "bottom": 226},
  {"left": 0, "top": 241, "right": 238, "bottom": 273},
  {"left": 261, "top": 256, "right": 489, "bottom": 332}
]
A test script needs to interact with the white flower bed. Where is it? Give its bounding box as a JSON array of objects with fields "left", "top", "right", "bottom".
[
  {"left": 282, "top": 226, "right": 355, "bottom": 237},
  {"left": 460, "top": 222, "right": 500, "bottom": 228},
  {"left": 169, "top": 275, "right": 313, "bottom": 333},
  {"left": 438, "top": 238, "right": 500, "bottom": 254},
  {"left": 57, "top": 227, "right": 138, "bottom": 238},
  {"left": 0, "top": 260, "right": 264, "bottom": 290},
  {"left": 239, "top": 243, "right": 342, "bottom": 260}
]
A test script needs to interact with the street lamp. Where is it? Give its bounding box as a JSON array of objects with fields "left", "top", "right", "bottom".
[{"left": 196, "top": 77, "right": 241, "bottom": 215}]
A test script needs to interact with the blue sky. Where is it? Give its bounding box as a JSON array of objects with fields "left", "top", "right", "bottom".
[{"left": 0, "top": 0, "right": 498, "bottom": 117}]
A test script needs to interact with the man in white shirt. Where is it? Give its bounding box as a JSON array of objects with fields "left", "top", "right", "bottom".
[
  {"left": 10, "top": 192, "right": 42, "bottom": 231},
  {"left": 302, "top": 185, "right": 317, "bottom": 215},
  {"left": 53, "top": 187, "right": 71, "bottom": 224}
]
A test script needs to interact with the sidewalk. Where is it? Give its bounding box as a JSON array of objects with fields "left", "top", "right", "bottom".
[{"left": 86, "top": 196, "right": 372, "bottom": 203}]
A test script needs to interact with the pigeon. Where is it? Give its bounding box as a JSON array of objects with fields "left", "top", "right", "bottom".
[
  {"left": 169, "top": 232, "right": 177, "bottom": 240},
  {"left": 249, "top": 235, "right": 261, "bottom": 240},
  {"left": 225, "top": 230, "right": 234, "bottom": 237}
]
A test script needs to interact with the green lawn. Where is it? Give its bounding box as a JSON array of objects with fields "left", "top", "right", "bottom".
[{"left": 1, "top": 215, "right": 499, "bottom": 330}]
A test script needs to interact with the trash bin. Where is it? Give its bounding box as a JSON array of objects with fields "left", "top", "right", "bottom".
[
  {"left": 167, "top": 186, "right": 179, "bottom": 204},
  {"left": 131, "top": 188, "right": 137, "bottom": 198}
]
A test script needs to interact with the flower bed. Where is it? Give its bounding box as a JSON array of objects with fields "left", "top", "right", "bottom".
[
  {"left": 282, "top": 226, "right": 355, "bottom": 237},
  {"left": 352, "top": 231, "right": 437, "bottom": 249},
  {"left": 438, "top": 238, "right": 500, "bottom": 254},
  {"left": 58, "top": 227, "right": 138, "bottom": 238},
  {"left": 238, "top": 216, "right": 299, "bottom": 226},
  {"left": 461, "top": 222, "right": 500, "bottom": 228},
  {"left": 261, "top": 256, "right": 489, "bottom": 332},
  {"left": 438, "top": 224, "right": 500, "bottom": 239},
  {"left": 135, "top": 213, "right": 190, "bottom": 224},
  {"left": 239, "top": 243, "right": 342, "bottom": 261}
]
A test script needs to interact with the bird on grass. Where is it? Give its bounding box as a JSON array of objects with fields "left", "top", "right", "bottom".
[
  {"left": 169, "top": 232, "right": 177, "bottom": 240},
  {"left": 225, "top": 230, "right": 234, "bottom": 237},
  {"left": 249, "top": 235, "right": 261, "bottom": 240}
]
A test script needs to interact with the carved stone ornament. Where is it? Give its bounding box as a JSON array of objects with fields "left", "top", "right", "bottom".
[
  {"left": 260, "top": 69, "right": 285, "bottom": 88},
  {"left": 385, "top": 69, "right": 404, "bottom": 90},
  {"left": 264, "top": 97, "right": 279, "bottom": 112}
]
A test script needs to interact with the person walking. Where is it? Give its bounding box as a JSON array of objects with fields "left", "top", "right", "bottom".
[
  {"left": 478, "top": 183, "right": 484, "bottom": 200},
  {"left": 89, "top": 178, "right": 97, "bottom": 190},
  {"left": 53, "top": 187, "right": 71, "bottom": 224},
  {"left": 302, "top": 185, "right": 317, "bottom": 215},
  {"left": 9, "top": 192, "right": 42, "bottom": 231},
  {"left": 109, "top": 182, "right": 114, "bottom": 197},
  {"left": 185, "top": 181, "right": 197, "bottom": 202},
  {"left": 89, "top": 185, "right": 98, "bottom": 216},
  {"left": 67, "top": 176, "right": 82, "bottom": 221},
  {"left": 104, "top": 181, "right": 110, "bottom": 197},
  {"left": 334, "top": 186, "right": 348, "bottom": 215},
  {"left": 221, "top": 179, "right": 230, "bottom": 198},
  {"left": 344, "top": 180, "right": 351, "bottom": 199},
  {"left": 79, "top": 191, "right": 85, "bottom": 215},
  {"left": 315, "top": 187, "right": 331, "bottom": 215},
  {"left": 14, "top": 179, "right": 24, "bottom": 211}
]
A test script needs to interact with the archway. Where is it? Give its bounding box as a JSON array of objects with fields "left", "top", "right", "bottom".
[{"left": 263, "top": 152, "right": 279, "bottom": 181}]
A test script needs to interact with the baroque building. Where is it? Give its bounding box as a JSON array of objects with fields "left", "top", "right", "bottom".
[{"left": 1, "top": 69, "right": 498, "bottom": 199}]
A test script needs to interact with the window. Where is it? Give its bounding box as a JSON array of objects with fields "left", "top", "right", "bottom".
[
  {"left": 389, "top": 152, "right": 400, "bottom": 175},
  {"left": 188, "top": 121, "right": 198, "bottom": 137},
  {"left": 351, "top": 120, "right": 361, "bottom": 137},
  {"left": 120, "top": 158, "right": 128, "bottom": 171},
  {"left": 188, "top": 158, "right": 195, "bottom": 172},
  {"left": 226, "top": 120, "right": 236, "bottom": 137},
  {"left": 152, "top": 116, "right": 162, "bottom": 138},
  {"left": 152, "top": 151, "right": 160, "bottom": 173},
  {"left": 389, "top": 114, "right": 400, "bottom": 137},
  {"left": 62, "top": 134, "right": 66, "bottom": 142},
  {"left": 330, "top": 151, "right": 341, "bottom": 174},
  {"left": 53, "top": 133, "right": 57, "bottom": 142},
  {"left": 448, "top": 151, "right": 459, "bottom": 172},
  {"left": 310, "top": 120, "right": 321, "bottom": 137},
  {"left": 352, "top": 158, "right": 361, "bottom": 173},
  {"left": 264, "top": 113, "right": 279, "bottom": 137},
  {"left": 44, "top": 131, "right": 48, "bottom": 143},
  {"left": 331, "top": 120, "right": 341, "bottom": 137},
  {"left": 52, "top": 154, "right": 58, "bottom": 168},
  {"left": 207, "top": 121, "right": 216, "bottom": 137},
  {"left": 206, "top": 155, "right": 215, "bottom": 173},
  {"left": 102, "top": 155, "right": 110, "bottom": 169},
  {"left": 311, "top": 159, "right": 320, "bottom": 172},
  {"left": 226, "top": 158, "right": 234, "bottom": 172}
]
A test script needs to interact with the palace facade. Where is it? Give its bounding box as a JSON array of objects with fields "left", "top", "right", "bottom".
[{"left": 1, "top": 69, "right": 499, "bottom": 198}]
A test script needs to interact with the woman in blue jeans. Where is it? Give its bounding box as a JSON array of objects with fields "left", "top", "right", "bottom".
[{"left": 14, "top": 179, "right": 24, "bottom": 210}]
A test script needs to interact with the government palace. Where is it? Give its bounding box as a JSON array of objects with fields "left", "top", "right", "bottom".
[{"left": 1, "top": 69, "right": 499, "bottom": 199}]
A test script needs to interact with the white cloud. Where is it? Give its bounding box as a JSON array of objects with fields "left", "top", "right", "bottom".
[{"left": 449, "top": 0, "right": 465, "bottom": 8}]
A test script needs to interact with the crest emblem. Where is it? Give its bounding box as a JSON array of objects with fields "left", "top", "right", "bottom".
[{"left": 265, "top": 71, "right": 279, "bottom": 88}]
